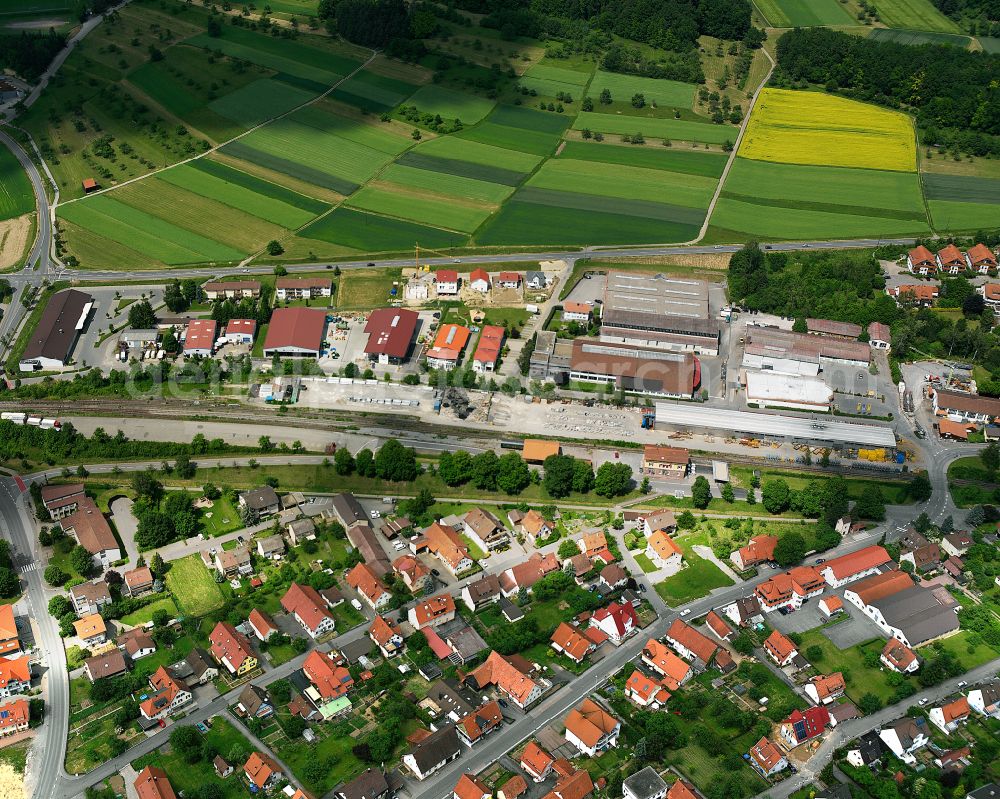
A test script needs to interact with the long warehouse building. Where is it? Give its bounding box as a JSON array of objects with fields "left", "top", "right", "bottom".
[
  {"left": 654, "top": 402, "right": 896, "bottom": 447},
  {"left": 743, "top": 326, "right": 870, "bottom": 375},
  {"left": 600, "top": 271, "right": 721, "bottom": 356}
]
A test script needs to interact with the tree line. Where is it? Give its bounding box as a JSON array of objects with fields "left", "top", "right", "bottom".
[{"left": 0, "top": 30, "right": 66, "bottom": 82}]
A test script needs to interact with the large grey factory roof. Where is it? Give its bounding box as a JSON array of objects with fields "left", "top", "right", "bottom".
[
  {"left": 654, "top": 402, "right": 896, "bottom": 447},
  {"left": 604, "top": 271, "right": 709, "bottom": 318}
]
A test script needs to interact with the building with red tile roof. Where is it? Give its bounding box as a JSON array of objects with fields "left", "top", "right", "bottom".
[
  {"left": 564, "top": 698, "right": 620, "bottom": 757},
  {"left": 248, "top": 608, "right": 278, "bottom": 642},
  {"left": 408, "top": 593, "right": 457, "bottom": 630},
  {"left": 457, "top": 700, "right": 503, "bottom": 745},
  {"left": 369, "top": 615, "right": 404, "bottom": 658},
  {"left": 805, "top": 673, "right": 845, "bottom": 705},
  {"left": 364, "top": 308, "right": 419, "bottom": 364},
  {"left": 641, "top": 639, "right": 691, "bottom": 689},
  {"left": 466, "top": 651, "right": 543, "bottom": 709},
  {"left": 868, "top": 322, "right": 891, "bottom": 351},
  {"left": 755, "top": 566, "right": 826, "bottom": 612},
  {"left": 244, "top": 752, "right": 283, "bottom": 790},
  {"left": 666, "top": 782, "right": 698, "bottom": 799},
  {"left": 0, "top": 607, "right": 18, "bottom": 658},
  {"left": 730, "top": 534, "right": 777, "bottom": 571},
  {"left": 346, "top": 562, "right": 392, "bottom": 610},
  {"left": 0, "top": 655, "right": 30, "bottom": 697},
  {"left": 930, "top": 696, "right": 971, "bottom": 733},
  {"left": 183, "top": 319, "right": 217, "bottom": 356},
  {"left": 749, "top": 737, "right": 788, "bottom": 777},
  {"left": 427, "top": 324, "right": 472, "bottom": 370},
  {"left": 907, "top": 246, "right": 935, "bottom": 274},
  {"left": 140, "top": 666, "right": 192, "bottom": 721},
  {"left": 208, "top": 622, "right": 257, "bottom": 676},
  {"left": 419, "top": 522, "right": 473, "bottom": 577},
  {"left": 436, "top": 270, "right": 459, "bottom": 294},
  {"left": 844, "top": 570, "right": 913, "bottom": 608},
  {"left": 881, "top": 639, "right": 919, "bottom": 673},
  {"left": 888, "top": 284, "right": 938, "bottom": 305},
  {"left": 472, "top": 325, "right": 505, "bottom": 373},
  {"left": 281, "top": 582, "right": 335, "bottom": 638},
  {"left": 645, "top": 530, "right": 683, "bottom": 569},
  {"left": 819, "top": 545, "right": 892, "bottom": 587},
  {"left": 781, "top": 706, "right": 830, "bottom": 748},
  {"left": 705, "top": 611, "right": 733, "bottom": 641},
  {"left": 303, "top": 649, "right": 354, "bottom": 702},
  {"left": 764, "top": 630, "right": 798, "bottom": 667},
  {"left": 819, "top": 596, "right": 844, "bottom": 617},
  {"left": 665, "top": 619, "right": 718, "bottom": 665},
  {"left": 469, "top": 269, "right": 490, "bottom": 292},
  {"left": 937, "top": 244, "right": 966, "bottom": 273},
  {"left": 624, "top": 669, "right": 671, "bottom": 708},
  {"left": 521, "top": 741, "right": 555, "bottom": 781},
  {"left": 589, "top": 602, "right": 638, "bottom": 644},
  {"left": 497, "top": 271, "right": 521, "bottom": 288},
  {"left": 542, "top": 768, "right": 593, "bottom": 799},
  {"left": 454, "top": 774, "right": 490, "bottom": 799},
  {"left": 967, "top": 243, "right": 997, "bottom": 273},
  {"left": 551, "top": 623, "right": 596, "bottom": 664},
  {"left": 134, "top": 766, "right": 177, "bottom": 799}
]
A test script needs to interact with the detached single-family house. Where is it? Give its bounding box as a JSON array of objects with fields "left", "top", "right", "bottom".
[
  {"left": 645, "top": 530, "right": 682, "bottom": 570},
  {"left": 236, "top": 684, "right": 273, "bottom": 720},
  {"left": 640, "top": 445, "right": 689, "bottom": 479},
  {"left": 497, "top": 272, "right": 521, "bottom": 290},
  {"left": 623, "top": 767, "right": 668, "bottom": 799},
  {"left": 967, "top": 243, "right": 997, "bottom": 273},
  {"left": 208, "top": 622, "right": 257, "bottom": 676},
  {"left": 74, "top": 614, "right": 108, "bottom": 648},
  {"left": 346, "top": 563, "right": 392, "bottom": 610},
  {"left": 780, "top": 707, "right": 829, "bottom": 748},
  {"left": 281, "top": 582, "right": 336, "bottom": 639},
  {"left": 665, "top": 619, "right": 718, "bottom": 666},
  {"left": 749, "top": 737, "right": 788, "bottom": 777},
  {"left": 563, "top": 698, "right": 620, "bottom": 757},
  {"left": 457, "top": 700, "right": 503, "bottom": 746},
  {"left": 124, "top": 566, "right": 155, "bottom": 597},
  {"left": 0, "top": 656, "right": 31, "bottom": 697},
  {"left": 515, "top": 510, "right": 553, "bottom": 546},
  {"left": 408, "top": 594, "right": 457, "bottom": 631},
  {"left": 930, "top": 696, "right": 971, "bottom": 734},
  {"left": 868, "top": 322, "right": 891, "bottom": 351},
  {"left": 879, "top": 716, "right": 930, "bottom": 765},
  {"left": 730, "top": 535, "right": 777, "bottom": 571},
  {"left": 117, "top": 628, "right": 156, "bottom": 661},
  {"left": 463, "top": 507, "right": 508, "bottom": 551},
  {"left": 550, "top": 623, "right": 597, "bottom": 664},
  {"left": 369, "top": 616, "right": 404, "bottom": 658},
  {"left": 764, "top": 630, "right": 797, "bottom": 667},
  {"left": 465, "top": 651, "right": 544, "bottom": 709},
  {"left": 641, "top": 639, "right": 691, "bottom": 690},
  {"left": 244, "top": 752, "right": 283, "bottom": 793},
  {"left": 846, "top": 732, "right": 886, "bottom": 768},
  {"left": 436, "top": 270, "right": 459, "bottom": 296},
  {"left": 461, "top": 574, "right": 501, "bottom": 612},
  {"left": 469, "top": 269, "right": 490, "bottom": 294},
  {"left": 804, "top": 673, "right": 845, "bottom": 706},
  {"left": 907, "top": 245, "right": 935, "bottom": 274},
  {"left": 139, "top": 666, "right": 193, "bottom": 721},
  {"left": 968, "top": 684, "right": 1000, "bottom": 719},
  {"left": 84, "top": 651, "right": 127, "bottom": 683},
  {"left": 624, "top": 669, "right": 672, "bottom": 709},
  {"left": 70, "top": 581, "right": 112, "bottom": 616},
  {"left": 942, "top": 532, "right": 973, "bottom": 557},
  {"left": 238, "top": 486, "right": 281, "bottom": 517},
  {"left": 520, "top": 741, "right": 554, "bottom": 782},
  {"left": 256, "top": 534, "right": 285, "bottom": 560},
  {"left": 563, "top": 302, "right": 592, "bottom": 323},
  {"left": 937, "top": 244, "right": 967, "bottom": 274},
  {"left": 589, "top": 602, "right": 638, "bottom": 644},
  {"left": 248, "top": 609, "right": 279, "bottom": 642},
  {"left": 403, "top": 725, "right": 461, "bottom": 780},
  {"left": 881, "top": 639, "right": 919, "bottom": 673}
]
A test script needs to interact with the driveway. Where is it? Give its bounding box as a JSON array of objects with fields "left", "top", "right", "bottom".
[{"left": 110, "top": 496, "right": 140, "bottom": 567}]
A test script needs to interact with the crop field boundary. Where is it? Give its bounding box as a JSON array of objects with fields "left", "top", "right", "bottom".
[{"left": 54, "top": 46, "right": 378, "bottom": 218}]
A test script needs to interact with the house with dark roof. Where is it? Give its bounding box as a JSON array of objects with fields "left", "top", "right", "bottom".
[
  {"left": 403, "top": 725, "right": 462, "bottom": 780},
  {"left": 83, "top": 650, "right": 127, "bottom": 683},
  {"left": 879, "top": 716, "right": 929, "bottom": 765},
  {"left": 623, "top": 768, "right": 667, "bottom": 799},
  {"left": 337, "top": 769, "right": 389, "bottom": 799},
  {"left": 461, "top": 574, "right": 501, "bottom": 612},
  {"left": 236, "top": 684, "right": 273, "bottom": 719},
  {"left": 846, "top": 731, "right": 886, "bottom": 768},
  {"left": 238, "top": 486, "right": 280, "bottom": 517},
  {"left": 70, "top": 581, "right": 112, "bottom": 616}
]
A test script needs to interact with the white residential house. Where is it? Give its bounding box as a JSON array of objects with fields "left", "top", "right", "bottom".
[
  {"left": 469, "top": 269, "right": 490, "bottom": 293},
  {"left": 929, "top": 697, "right": 971, "bottom": 734},
  {"left": 879, "top": 717, "right": 930, "bottom": 765},
  {"left": 967, "top": 684, "right": 1000, "bottom": 719},
  {"left": 436, "top": 271, "right": 459, "bottom": 296}
]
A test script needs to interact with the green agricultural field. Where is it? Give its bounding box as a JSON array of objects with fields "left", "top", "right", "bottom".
[
  {"left": 164, "top": 553, "right": 224, "bottom": 616},
  {"left": 299, "top": 207, "right": 465, "bottom": 251},
  {"left": 336, "top": 266, "right": 404, "bottom": 308},
  {"left": 395, "top": 151, "right": 527, "bottom": 186},
  {"left": 590, "top": 70, "right": 696, "bottom": 108},
  {"left": 407, "top": 85, "right": 495, "bottom": 123},
  {"left": 527, "top": 158, "right": 719, "bottom": 209},
  {"left": 208, "top": 78, "right": 316, "bottom": 127},
  {"left": 753, "top": 0, "right": 854, "bottom": 26},
  {"left": 928, "top": 200, "right": 1000, "bottom": 232},
  {"left": 112, "top": 177, "right": 288, "bottom": 251},
  {"left": 0, "top": 146, "right": 34, "bottom": 221},
  {"left": 291, "top": 104, "right": 412, "bottom": 155},
  {"left": 59, "top": 219, "right": 169, "bottom": 271},
  {"left": 221, "top": 141, "right": 357, "bottom": 195},
  {"left": 722, "top": 158, "right": 928, "bottom": 216},
  {"left": 488, "top": 104, "right": 571, "bottom": 133},
  {"left": 558, "top": 140, "right": 728, "bottom": 177},
  {"left": 187, "top": 159, "right": 328, "bottom": 213},
  {"left": 519, "top": 62, "right": 587, "bottom": 99},
  {"left": 459, "top": 121, "right": 563, "bottom": 156},
  {"left": 347, "top": 185, "right": 493, "bottom": 233},
  {"left": 413, "top": 135, "right": 542, "bottom": 172},
  {"left": 979, "top": 36, "right": 1000, "bottom": 53},
  {"left": 524, "top": 62, "right": 591, "bottom": 86},
  {"left": 477, "top": 191, "right": 703, "bottom": 246},
  {"left": 573, "top": 111, "right": 735, "bottom": 144},
  {"left": 58, "top": 196, "right": 244, "bottom": 265},
  {"left": 873, "top": 0, "right": 961, "bottom": 31},
  {"left": 157, "top": 162, "right": 325, "bottom": 228},
  {"left": 868, "top": 28, "right": 972, "bottom": 46},
  {"left": 923, "top": 173, "right": 1000, "bottom": 204},
  {"left": 331, "top": 68, "right": 419, "bottom": 111},
  {"left": 379, "top": 163, "right": 514, "bottom": 204}
]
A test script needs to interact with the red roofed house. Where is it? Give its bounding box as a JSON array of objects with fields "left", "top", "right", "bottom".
[
  {"left": 469, "top": 269, "right": 490, "bottom": 293},
  {"left": 563, "top": 302, "right": 593, "bottom": 323},
  {"left": 222, "top": 318, "right": 257, "bottom": 345},
  {"left": 907, "top": 245, "right": 935, "bottom": 275},
  {"left": 0, "top": 656, "right": 31, "bottom": 697},
  {"left": 302, "top": 649, "right": 354, "bottom": 705},
  {"left": 981, "top": 284, "right": 1000, "bottom": 310},
  {"left": 262, "top": 307, "right": 327, "bottom": 358},
  {"left": 868, "top": 322, "right": 891, "bottom": 351},
  {"left": 645, "top": 530, "right": 683, "bottom": 570},
  {"left": 589, "top": 602, "right": 638, "bottom": 644},
  {"left": 208, "top": 622, "right": 258, "bottom": 676},
  {"left": 140, "top": 666, "right": 193, "bottom": 721},
  {"left": 551, "top": 623, "right": 597, "bottom": 664},
  {"left": 346, "top": 562, "right": 392, "bottom": 610},
  {"left": 640, "top": 445, "right": 689, "bottom": 479},
  {"left": 281, "top": 582, "right": 335, "bottom": 639},
  {"left": 454, "top": 774, "right": 490, "bottom": 799},
  {"left": 764, "top": 630, "right": 798, "bottom": 667},
  {"left": 930, "top": 696, "right": 971, "bottom": 734},
  {"left": 407, "top": 593, "right": 457, "bottom": 631},
  {"left": 641, "top": 639, "right": 691, "bottom": 690},
  {"left": 369, "top": 615, "right": 404, "bottom": 658},
  {"left": 749, "top": 737, "right": 788, "bottom": 777},
  {"left": 521, "top": 741, "right": 555, "bottom": 782},
  {"left": 819, "top": 545, "right": 891, "bottom": 588},
  {"left": 755, "top": 566, "right": 826, "bottom": 612},
  {"left": 819, "top": 596, "right": 844, "bottom": 617},
  {"left": 624, "top": 669, "right": 672, "bottom": 709},
  {"left": 563, "top": 698, "right": 620, "bottom": 757},
  {"left": 967, "top": 243, "right": 997, "bottom": 273},
  {"left": 124, "top": 566, "right": 154, "bottom": 597},
  {"left": 0, "top": 607, "right": 21, "bottom": 658},
  {"left": 472, "top": 325, "right": 505, "bottom": 373},
  {"left": 419, "top": 522, "right": 474, "bottom": 577},
  {"left": 665, "top": 619, "right": 718, "bottom": 666},
  {"left": 499, "top": 552, "right": 559, "bottom": 596},
  {"left": 82, "top": 177, "right": 99, "bottom": 193},
  {"left": 888, "top": 284, "right": 939, "bottom": 306},
  {"left": 730, "top": 534, "right": 777, "bottom": 571},
  {"left": 705, "top": 611, "right": 734, "bottom": 641},
  {"left": 937, "top": 244, "right": 966, "bottom": 274},
  {"left": 665, "top": 781, "right": 698, "bottom": 799},
  {"left": 364, "top": 308, "right": 419, "bottom": 365},
  {"left": 134, "top": 766, "right": 177, "bottom": 799},
  {"left": 457, "top": 700, "right": 503, "bottom": 746},
  {"left": 426, "top": 324, "right": 472, "bottom": 371},
  {"left": 497, "top": 272, "right": 521, "bottom": 289},
  {"left": 466, "top": 651, "right": 544, "bottom": 709},
  {"left": 881, "top": 639, "right": 919, "bottom": 673},
  {"left": 780, "top": 706, "right": 829, "bottom": 748},
  {"left": 393, "top": 554, "right": 433, "bottom": 593},
  {"left": 805, "top": 673, "right": 845, "bottom": 705},
  {"left": 183, "top": 319, "right": 217, "bottom": 357},
  {"left": 248, "top": 608, "right": 278, "bottom": 642},
  {"left": 436, "top": 270, "right": 459, "bottom": 295},
  {"left": 244, "top": 752, "right": 283, "bottom": 792}
]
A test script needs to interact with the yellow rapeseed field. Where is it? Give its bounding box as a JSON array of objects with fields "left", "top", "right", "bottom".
[{"left": 739, "top": 88, "right": 916, "bottom": 172}]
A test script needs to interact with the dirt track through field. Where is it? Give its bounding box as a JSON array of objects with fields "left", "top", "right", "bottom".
[{"left": 0, "top": 213, "right": 31, "bottom": 269}]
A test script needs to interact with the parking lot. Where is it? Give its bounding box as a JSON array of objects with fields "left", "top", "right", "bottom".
[{"left": 767, "top": 589, "right": 885, "bottom": 649}]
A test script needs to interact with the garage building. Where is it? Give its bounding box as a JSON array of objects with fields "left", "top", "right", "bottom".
[
  {"left": 183, "top": 319, "right": 217, "bottom": 357},
  {"left": 364, "top": 308, "right": 419, "bottom": 365},
  {"left": 262, "top": 308, "right": 327, "bottom": 358}
]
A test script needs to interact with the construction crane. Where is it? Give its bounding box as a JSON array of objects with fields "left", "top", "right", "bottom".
[{"left": 414, "top": 242, "right": 458, "bottom": 272}]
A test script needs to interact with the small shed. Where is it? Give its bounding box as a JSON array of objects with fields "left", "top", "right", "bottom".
[{"left": 82, "top": 178, "right": 98, "bottom": 193}]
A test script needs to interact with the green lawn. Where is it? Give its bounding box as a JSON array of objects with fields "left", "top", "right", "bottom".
[
  {"left": 798, "top": 630, "right": 901, "bottom": 704},
  {"left": 199, "top": 493, "right": 242, "bottom": 537},
  {"left": 164, "top": 554, "right": 225, "bottom": 617},
  {"left": 0, "top": 144, "right": 35, "bottom": 221},
  {"left": 634, "top": 552, "right": 658, "bottom": 574},
  {"left": 131, "top": 718, "right": 252, "bottom": 799},
  {"left": 118, "top": 595, "right": 178, "bottom": 626},
  {"left": 275, "top": 719, "right": 366, "bottom": 795},
  {"left": 654, "top": 546, "right": 733, "bottom": 606}
]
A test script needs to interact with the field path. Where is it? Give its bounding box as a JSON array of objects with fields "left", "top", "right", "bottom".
[
  {"left": 694, "top": 44, "right": 776, "bottom": 243},
  {"left": 55, "top": 48, "right": 378, "bottom": 210}
]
